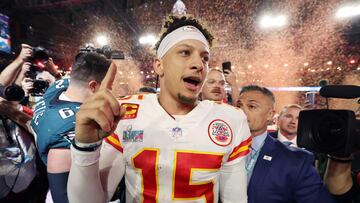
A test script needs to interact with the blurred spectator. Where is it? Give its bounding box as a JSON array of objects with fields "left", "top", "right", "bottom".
[
  {"left": 267, "top": 113, "right": 279, "bottom": 133},
  {"left": 223, "top": 68, "right": 240, "bottom": 105},
  {"left": 200, "top": 68, "right": 226, "bottom": 102},
  {"left": 271, "top": 104, "right": 302, "bottom": 147},
  {"left": 200, "top": 68, "right": 239, "bottom": 105}
]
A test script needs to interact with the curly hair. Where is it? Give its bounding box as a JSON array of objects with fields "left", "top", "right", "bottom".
[{"left": 154, "top": 15, "right": 214, "bottom": 51}]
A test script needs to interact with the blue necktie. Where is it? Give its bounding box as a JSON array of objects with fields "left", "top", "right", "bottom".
[
  {"left": 246, "top": 146, "right": 260, "bottom": 183},
  {"left": 283, "top": 141, "right": 292, "bottom": 146}
]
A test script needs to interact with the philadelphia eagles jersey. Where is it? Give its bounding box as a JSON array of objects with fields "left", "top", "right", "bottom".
[{"left": 31, "top": 78, "right": 81, "bottom": 164}]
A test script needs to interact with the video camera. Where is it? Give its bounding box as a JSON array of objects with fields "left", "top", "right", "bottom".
[
  {"left": 298, "top": 85, "right": 360, "bottom": 157},
  {"left": 0, "top": 84, "right": 25, "bottom": 101},
  {"left": 78, "top": 44, "right": 124, "bottom": 60},
  {"left": 24, "top": 46, "right": 50, "bottom": 96}
]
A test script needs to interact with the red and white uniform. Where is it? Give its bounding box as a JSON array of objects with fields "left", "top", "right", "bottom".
[{"left": 69, "top": 93, "right": 251, "bottom": 203}]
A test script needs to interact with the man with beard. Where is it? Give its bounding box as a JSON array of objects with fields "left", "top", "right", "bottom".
[
  {"left": 67, "top": 15, "right": 251, "bottom": 203},
  {"left": 201, "top": 68, "right": 226, "bottom": 102},
  {"left": 201, "top": 68, "right": 239, "bottom": 105}
]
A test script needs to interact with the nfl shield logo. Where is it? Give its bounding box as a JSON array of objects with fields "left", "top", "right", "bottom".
[{"left": 208, "top": 119, "right": 233, "bottom": 146}]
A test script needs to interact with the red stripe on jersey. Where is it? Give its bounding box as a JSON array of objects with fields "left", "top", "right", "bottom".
[
  {"left": 228, "top": 136, "right": 252, "bottom": 162},
  {"left": 105, "top": 133, "right": 123, "bottom": 153},
  {"left": 227, "top": 148, "right": 250, "bottom": 162}
]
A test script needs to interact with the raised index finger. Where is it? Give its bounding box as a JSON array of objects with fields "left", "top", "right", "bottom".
[{"left": 100, "top": 62, "right": 117, "bottom": 90}]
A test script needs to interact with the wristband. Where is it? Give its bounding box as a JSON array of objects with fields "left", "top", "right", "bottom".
[
  {"left": 72, "top": 139, "right": 102, "bottom": 152},
  {"left": 327, "top": 155, "right": 353, "bottom": 163}
]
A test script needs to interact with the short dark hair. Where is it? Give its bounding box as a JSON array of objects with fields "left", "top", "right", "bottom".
[
  {"left": 154, "top": 15, "right": 214, "bottom": 50},
  {"left": 138, "top": 86, "right": 157, "bottom": 94},
  {"left": 70, "top": 52, "right": 111, "bottom": 83},
  {"left": 240, "top": 85, "right": 275, "bottom": 105}
]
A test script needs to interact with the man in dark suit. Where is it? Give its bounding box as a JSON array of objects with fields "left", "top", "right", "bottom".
[
  {"left": 269, "top": 104, "right": 302, "bottom": 147},
  {"left": 237, "top": 85, "right": 335, "bottom": 203}
]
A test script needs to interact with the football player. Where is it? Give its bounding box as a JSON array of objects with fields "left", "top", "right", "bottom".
[
  {"left": 31, "top": 53, "right": 111, "bottom": 203},
  {"left": 68, "top": 15, "right": 251, "bottom": 203}
]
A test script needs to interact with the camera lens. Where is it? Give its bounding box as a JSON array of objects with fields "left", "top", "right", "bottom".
[{"left": 312, "top": 113, "right": 347, "bottom": 151}]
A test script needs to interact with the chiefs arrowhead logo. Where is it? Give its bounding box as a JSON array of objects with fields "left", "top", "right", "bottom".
[{"left": 208, "top": 119, "right": 233, "bottom": 146}]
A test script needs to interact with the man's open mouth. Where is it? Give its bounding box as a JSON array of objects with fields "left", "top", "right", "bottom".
[{"left": 183, "top": 76, "right": 201, "bottom": 91}]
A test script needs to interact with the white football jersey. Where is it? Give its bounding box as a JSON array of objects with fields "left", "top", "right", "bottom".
[{"left": 105, "top": 93, "right": 251, "bottom": 203}]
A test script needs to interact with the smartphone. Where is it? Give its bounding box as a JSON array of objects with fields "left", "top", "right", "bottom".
[
  {"left": 305, "top": 92, "right": 317, "bottom": 109},
  {"left": 111, "top": 50, "right": 125, "bottom": 60},
  {"left": 222, "top": 61, "right": 231, "bottom": 73}
]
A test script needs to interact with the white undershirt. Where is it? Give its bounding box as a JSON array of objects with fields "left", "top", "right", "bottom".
[
  {"left": 59, "top": 92, "right": 71, "bottom": 101},
  {"left": 277, "top": 131, "right": 297, "bottom": 147}
]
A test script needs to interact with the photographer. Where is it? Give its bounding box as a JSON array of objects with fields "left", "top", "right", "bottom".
[
  {"left": 323, "top": 77, "right": 360, "bottom": 202},
  {"left": 0, "top": 52, "right": 48, "bottom": 202},
  {"left": 0, "top": 44, "right": 32, "bottom": 86},
  {"left": 223, "top": 67, "right": 240, "bottom": 105},
  {"left": 325, "top": 153, "right": 360, "bottom": 203},
  {"left": 0, "top": 97, "right": 48, "bottom": 203},
  {"left": 324, "top": 106, "right": 360, "bottom": 203},
  {"left": 1, "top": 44, "right": 60, "bottom": 105},
  {"left": 300, "top": 72, "right": 360, "bottom": 202}
]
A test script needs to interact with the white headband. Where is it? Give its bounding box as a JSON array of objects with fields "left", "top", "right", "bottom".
[{"left": 156, "top": 25, "right": 210, "bottom": 58}]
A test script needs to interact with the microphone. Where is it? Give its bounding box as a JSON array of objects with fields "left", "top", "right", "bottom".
[{"left": 320, "top": 85, "right": 360, "bottom": 99}]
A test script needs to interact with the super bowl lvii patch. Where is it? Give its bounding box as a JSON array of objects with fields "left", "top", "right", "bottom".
[{"left": 123, "top": 127, "right": 144, "bottom": 142}]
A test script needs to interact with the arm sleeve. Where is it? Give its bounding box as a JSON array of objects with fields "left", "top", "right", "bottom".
[
  {"left": 67, "top": 141, "right": 125, "bottom": 203},
  {"left": 294, "top": 153, "right": 336, "bottom": 203},
  {"left": 220, "top": 156, "right": 248, "bottom": 203},
  {"left": 220, "top": 114, "right": 251, "bottom": 203},
  {"left": 48, "top": 172, "right": 69, "bottom": 203}
]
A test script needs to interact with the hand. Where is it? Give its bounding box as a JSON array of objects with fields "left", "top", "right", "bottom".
[
  {"left": 21, "top": 62, "right": 31, "bottom": 73},
  {"left": 17, "top": 44, "right": 33, "bottom": 62},
  {"left": 45, "top": 57, "right": 58, "bottom": 76},
  {"left": 0, "top": 97, "right": 32, "bottom": 129},
  {"left": 303, "top": 100, "right": 314, "bottom": 110},
  {"left": 21, "top": 77, "right": 33, "bottom": 96},
  {"left": 224, "top": 70, "right": 237, "bottom": 87},
  {"left": 75, "top": 63, "right": 125, "bottom": 143}
]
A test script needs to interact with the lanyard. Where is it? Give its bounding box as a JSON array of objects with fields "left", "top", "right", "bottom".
[{"left": 246, "top": 141, "right": 265, "bottom": 181}]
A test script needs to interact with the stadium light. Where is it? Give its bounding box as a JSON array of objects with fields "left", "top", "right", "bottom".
[
  {"left": 139, "top": 34, "right": 156, "bottom": 45},
  {"left": 96, "top": 35, "right": 108, "bottom": 46},
  {"left": 336, "top": 4, "right": 360, "bottom": 19},
  {"left": 259, "top": 14, "right": 287, "bottom": 29}
]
